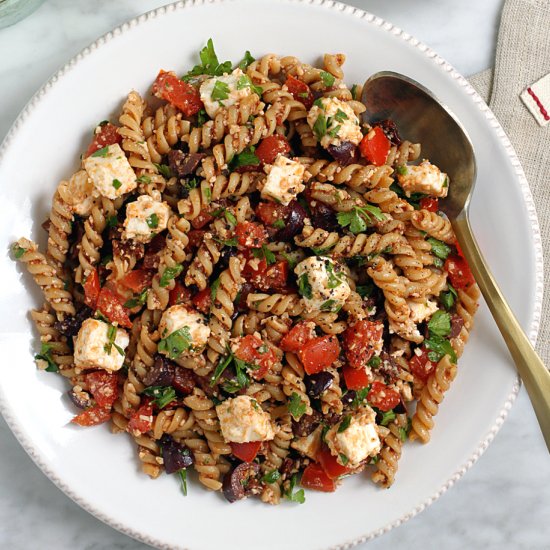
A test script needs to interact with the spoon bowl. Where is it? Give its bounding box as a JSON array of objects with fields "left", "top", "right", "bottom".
[{"left": 361, "top": 72, "right": 550, "bottom": 452}]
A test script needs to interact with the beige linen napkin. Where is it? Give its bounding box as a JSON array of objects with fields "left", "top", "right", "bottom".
[{"left": 468, "top": 0, "right": 550, "bottom": 362}]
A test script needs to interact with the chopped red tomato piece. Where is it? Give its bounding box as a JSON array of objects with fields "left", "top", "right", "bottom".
[
  {"left": 255, "top": 201, "right": 289, "bottom": 227},
  {"left": 85, "top": 122, "right": 122, "bottom": 157},
  {"left": 233, "top": 334, "right": 277, "bottom": 380},
  {"left": 235, "top": 221, "right": 269, "bottom": 248},
  {"left": 301, "top": 462, "right": 336, "bottom": 492},
  {"left": 359, "top": 127, "right": 391, "bottom": 166},
  {"left": 444, "top": 255, "right": 475, "bottom": 290},
  {"left": 280, "top": 321, "right": 316, "bottom": 352},
  {"left": 83, "top": 268, "right": 100, "bottom": 309},
  {"left": 255, "top": 135, "right": 291, "bottom": 166},
  {"left": 299, "top": 335, "right": 341, "bottom": 375},
  {"left": 85, "top": 371, "right": 119, "bottom": 408},
  {"left": 187, "top": 229, "right": 206, "bottom": 248},
  {"left": 409, "top": 347, "right": 437, "bottom": 382},
  {"left": 419, "top": 197, "right": 439, "bottom": 212},
  {"left": 230, "top": 441, "right": 262, "bottom": 462},
  {"left": 191, "top": 288, "right": 212, "bottom": 313},
  {"left": 71, "top": 405, "right": 111, "bottom": 427},
  {"left": 342, "top": 364, "right": 371, "bottom": 390},
  {"left": 342, "top": 320, "right": 383, "bottom": 369},
  {"left": 96, "top": 287, "right": 132, "bottom": 329},
  {"left": 121, "top": 269, "right": 153, "bottom": 293},
  {"left": 127, "top": 402, "right": 154, "bottom": 435},
  {"left": 285, "top": 74, "right": 314, "bottom": 110},
  {"left": 190, "top": 210, "right": 214, "bottom": 229},
  {"left": 317, "top": 447, "right": 353, "bottom": 479},
  {"left": 169, "top": 281, "right": 192, "bottom": 306},
  {"left": 242, "top": 258, "right": 288, "bottom": 291},
  {"left": 367, "top": 381, "right": 401, "bottom": 412},
  {"left": 152, "top": 70, "right": 203, "bottom": 116}
]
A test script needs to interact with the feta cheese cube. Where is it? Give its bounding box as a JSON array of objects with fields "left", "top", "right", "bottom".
[
  {"left": 397, "top": 160, "right": 449, "bottom": 198},
  {"left": 307, "top": 97, "right": 363, "bottom": 149},
  {"left": 407, "top": 299, "right": 439, "bottom": 324},
  {"left": 260, "top": 155, "right": 305, "bottom": 205},
  {"left": 122, "top": 195, "right": 171, "bottom": 243},
  {"left": 83, "top": 143, "right": 137, "bottom": 199},
  {"left": 158, "top": 305, "right": 210, "bottom": 357},
  {"left": 216, "top": 395, "right": 275, "bottom": 443},
  {"left": 74, "top": 319, "right": 129, "bottom": 372},
  {"left": 325, "top": 407, "right": 381, "bottom": 467},
  {"left": 199, "top": 68, "right": 258, "bottom": 119},
  {"left": 63, "top": 170, "right": 96, "bottom": 217},
  {"left": 294, "top": 256, "right": 351, "bottom": 313}
]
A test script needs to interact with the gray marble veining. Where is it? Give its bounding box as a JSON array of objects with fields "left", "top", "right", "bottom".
[{"left": 1, "top": 1, "right": 549, "bottom": 549}]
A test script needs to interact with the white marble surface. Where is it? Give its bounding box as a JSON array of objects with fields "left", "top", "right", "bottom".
[{"left": 1, "top": 1, "right": 549, "bottom": 549}]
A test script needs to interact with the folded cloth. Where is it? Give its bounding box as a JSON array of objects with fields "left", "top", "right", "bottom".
[{"left": 468, "top": 0, "right": 550, "bottom": 363}]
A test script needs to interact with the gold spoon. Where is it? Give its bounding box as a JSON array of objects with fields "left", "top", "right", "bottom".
[{"left": 362, "top": 72, "right": 550, "bottom": 452}]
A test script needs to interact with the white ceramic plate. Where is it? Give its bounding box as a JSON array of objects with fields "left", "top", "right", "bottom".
[{"left": 0, "top": 1, "right": 542, "bottom": 549}]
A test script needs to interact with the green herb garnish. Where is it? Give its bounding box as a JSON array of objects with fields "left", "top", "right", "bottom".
[
  {"left": 252, "top": 245, "right": 276, "bottom": 266},
  {"left": 338, "top": 415, "right": 352, "bottom": 433},
  {"left": 158, "top": 327, "right": 192, "bottom": 359},
  {"left": 320, "top": 299, "right": 341, "bottom": 312},
  {"left": 380, "top": 410, "right": 396, "bottom": 426},
  {"left": 339, "top": 453, "right": 349, "bottom": 466},
  {"left": 35, "top": 342, "right": 58, "bottom": 372},
  {"left": 197, "top": 109, "right": 208, "bottom": 127},
  {"left": 159, "top": 264, "right": 183, "bottom": 287},
  {"left": 356, "top": 283, "right": 374, "bottom": 298},
  {"left": 143, "top": 385, "right": 177, "bottom": 409},
  {"left": 320, "top": 71, "right": 335, "bottom": 87},
  {"left": 136, "top": 175, "right": 151, "bottom": 185},
  {"left": 297, "top": 273, "right": 312, "bottom": 299},
  {"left": 182, "top": 38, "right": 232, "bottom": 81},
  {"left": 285, "top": 473, "right": 305, "bottom": 504},
  {"left": 288, "top": 392, "right": 307, "bottom": 420},
  {"left": 312, "top": 113, "right": 327, "bottom": 141},
  {"left": 273, "top": 219, "right": 285, "bottom": 229},
  {"left": 428, "top": 238, "right": 451, "bottom": 263},
  {"left": 112, "top": 178, "right": 122, "bottom": 190},
  {"left": 238, "top": 50, "right": 255, "bottom": 70},
  {"left": 395, "top": 165, "right": 408, "bottom": 176},
  {"left": 333, "top": 109, "right": 349, "bottom": 122},
  {"left": 91, "top": 146, "right": 109, "bottom": 158},
  {"left": 146, "top": 213, "right": 159, "bottom": 229},
  {"left": 228, "top": 146, "right": 260, "bottom": 170},
  {"left": 262, "top": 470, "right": 281, "bottom": 484},
  {"left": 154, "top": 163, "right": 172, "bottom": 178},
  {"left": 211, "top": 277, "right": 221, "bottom": 301},
  {"left": 428, "top": 310, "right": 451, "bottom": 337},
  {"left": 337, "top": 205, "right": 385, "bottom": 234},
  {"left": 211, "top": 80, "right": 230, "bottom": 102},
  {"left": 439, "top": 283, "right": 457, "bottom": 311},
  {"left": 178, "top": 469, "right": 188, "bottom": 496},
  {"left": 12, "top": 243, "right": 26, "bottom": 259},
  {"left": 103, "top": 323, "right": 124, "bottom": 356},
  {"left": 123, "top": 288, "right": 148, "bottom": 309},
  {"left": 368, "top": 356, "right": 381, "bottom": 369}
]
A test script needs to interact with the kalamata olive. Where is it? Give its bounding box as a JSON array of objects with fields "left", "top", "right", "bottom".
[
  {"left": 305, "top": 371, "right": 334, "bottom": 398},
  {"left": 450, "top": 314, "right": 465, "bottom": 339},
  {"left": 168, "top": 150, "right": 205, "bottom": 178},
  {"left": 309, "top": 201, "right": 339, "bottom": 232},
  {"left": 341, "top": 390, "right": 356, "bottom": 407},
  {"left": 172, "top": 366, "right": 196, "bottom": 395},
  {"left": 393, "top": 400, "right": 407, "bottom": 415},
  {"left": 374, "top": 119, "right": 402, "bottom": 145},
  {"left": 68, "top": 387, "right": 92, "bottom": 409},
  {"left": 68, "top": 220, "right": 85, "bottom": 261},
  {"left": 235, "top": 282, "right": 255, "bottom": 313},
  {"left": 215, "top": 246, "right": 237, "bottom": 274},
  {"left": 323, "top": 412, "right": 342, "bottom": 426},
  {"left": 275, "top": 200, "right": 306, "bottom": 240},
  {"left": 223, "top": 462, "right": 260, "bottom": 503},
  {"left": 54, "top": 306, "right": 92, "bottom": 338},
  {"left": 327, "top": 141, "right": 359, "bottom": 166},
  {"left": 112, "top": 239, "right": 144, "bottom": 263},
  {"left": 378, "top": 351, "right": 400, "bottom": 381},
  {"left": 142, "top": 234, "right": 166, "bottom": 269},
  {"left": 292, "top": 410, "right": 322, "bottom": 437},
  {"left": 159, "top": 434, "right": 194, "bottom": 474},
  {"left": 143, "top": 355, "right": 175, "bottom": 387}
]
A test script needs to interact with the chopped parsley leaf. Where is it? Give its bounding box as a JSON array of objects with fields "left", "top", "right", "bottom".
[
  {"left": 91, "top": 146, "right": 109, "bottom": 158},
  {"left": 273, "top": 219, "right": 285, "bottom": 229},
  {"left": 262, "top": 469, "right": 281, "bottom": 484},
  {"left": 321, "top": 299, "right": 341, "bottom": 312},
  {"left": 178, "top": 469, "right": 188, "bottom": 496},
  {"left": 395, "top": 165, "right": 408, "bottom": 176},
  {"left": 252, "top": 245, "right": 276, "bottom": 266},
  {"left": 350, "top": 387, "right": 369, "bottom": 409},
  {"left": 297, "top": 273, "right": 312, "bottom": 299},
  {"left": 236, "top": 74, "right": 262, "bottom": 96},
  {"left": 211, "top": 80, "right": 230, "bottom": 102},
  {"left": 136, "top": 175, "right": 151, "bottom": 185},
  {"left": 425, "top": 333, "right": 457, "bottom": 364},
  {"left": 333, "top": 109, "right": 349, "bottom": 122},
  {"left": 112, "top": 178, "right": 122, "bottom": 190},
  {"left": 428, "top": 310, "right": 451, "bottom": 337},
  {"left": 228, "top": 146, "right": 260, "bottom": 170},
  {"left": 159, "top": 264, "right": 183, "bottom": 287},
  {"left": 158, "top": 327, "right": 192, "bottom": 359},
  {"left": 107, "top": 215, "right": 118, "bottom": 228},
  {"left": 285, "top": 473, "right": 305, "bottom": 504},
  {"left": 143, "top": 385, "right": 177, "bottom": 409},
  {"left": 154, "top": 163, "right": 172, "bottom": 178},
  {"left": 237, "top": 50, "right": 255, "bottom": 70},
  {"left": 182, "top": 38, "right": 232, "bottom": 81},
  {"left": 312, "top": 113, "right": 327, "bottom": 141},
  {"left": 339, "top": 453, "right": 349, "bottom": 466},
  {"left": 428, "top": 237, "right": 451, "bottom": 262},
  {"left": 439, "top": 283, "right": 457, "bottom": 311},
  {"left": 35, "top": 342, "right": 58, "bottom": 372},
  {"left": 356, "top": 282, "right": 374, "bottom": 298},
  {"left": 146, "top": 213, "right": 159, "bottom": 229},
  {"left": 123, "top": 289, "right": 148, "bottom": 309},
  {"left": 12, "top": 243, "right": 26, "bottom": 259},
  {"left": 320, "top": 70, "right": 335, "bottom": 87},
  {"left": 338, "top": 415, "right": 352, "bottom": 433},
  {"left": 288, "top": 392, "right": 307, "bottom": 420},
  {"left": 337, "top": 205, "right": 385, "bottom": 234},
  {"left": 197, "top": 109, "right": 208, "bottom": 127},
  {"left": 211, "top": 277, "right": 221, "bottom": 301},
  {"left": 380, "top": 410, "right": 396, "bottom": 426}
]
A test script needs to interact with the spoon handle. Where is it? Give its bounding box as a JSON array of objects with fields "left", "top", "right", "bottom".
[{"left": 452, "top": 215, "right": 550, "bottom": 453}]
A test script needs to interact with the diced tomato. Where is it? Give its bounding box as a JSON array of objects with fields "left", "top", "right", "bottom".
[
  {"left": 83, "top": 268, "right": 100, "bottom": 309},
  {"left": 235, "top": 221, "right": 269, "bottom": 248},
  {"left": 71, "top": 405, "right": 111, "bottom": 427},
  {"left": 301, "top": 462, "right": 337, "bottom": 492},
  {"left": 85, "top": 122, "right": 122, "bottom": 157},
  {"left": 255, "top": 135, "right": 291, "bottom": 166},
  {"left": 367, "top": 381, "right": 401, "bottom": 412},
  {"left": 342, "top": 320, "right": 384, "bottom": 369},
  {"left": 191, "top": 288, "right": 212, "bottom": 313},
  {"left": 85, "top": 371, "right": 119, "bottom": 408},
  {"left": 285, "top": 74, "right": 314, "bottom": 110},
  {"left": 127, "top": 402, "right": 154, "bottom": 435},
  {"left": 170, "top": 281, "right": 192, "bottom": 306},
  {"left": 299, "top": 335, "right": 341, "bottom": 375},
  {"left": 230, "top": 441, "right": 262, "bottom": 462},
  {"left": 419, "top": 197, "right": 439, "bottom": 212},
  {"left": 152, "top": 70, "right": 203, "bottom": 116},
  {"left": 359, "top": 127, "right": 391, "bottom": 166},
  {"left": 242, "top": 258, "right": 288, "bottom": 291},
  {"left": 191, "top": 210, "right": 214, "bottom": 229},
  {"left": 120, "top": 269, "right": 153, "bottom": 293},
  {"left": 187, "top": 229, "right": 206, "bottom": 248},
  {"left": 409, "top": 347, "right": 436, "bottom": 382},
  {"left": 342, "top": 364, "right": 371, "bottom": 390},
  {"left": 317, "top": 447, "right": 353, "bottom": 479},
  {"left": 444, "top": 255, "right": 475, "bottom": 290},
  {"left": 280, "top": 321, "right": 316, "bottom": 352},
  {"left": 255, "top": 201, "right": 289, "bottom": 227},
  {"left": 233, "top": 334, "right": 277, "bottom": 380},
  {"left": 96, "top": 287, "right": 132, "bottom": 329}
]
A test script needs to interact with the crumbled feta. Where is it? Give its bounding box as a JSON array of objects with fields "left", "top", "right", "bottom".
[
  {"left": 260, "top": 155, "right": 305, "bottom": 205},
  {"left": 74, "top": 319, "right": 129, "bottom": 372},
  {"left": 122, "top": 195, "right": 171, "bottom": 243},
  {"left": 199, "top": 68, "right": 257, "bottom": 119},
  {"left": 306, "top": 97, "right": 363, "bottom": 148},
  {"left": 216, "top": 395, "right": 275, "bottom": 443},
  {"left": 294, "top": 256, "right": 351, "bottom": 313},
  {"left": 64, "top": 170, "right": 95, "bottom": 217},
  {"left": 407, "top": 299, "right": 439, "bottom": 324},
  {"left": 397, "top": 160, "right": 449, "bottom": 198},
  {"left": 83, "top": 143, "right": 137, "bottom": 199},
  {"left": 291, "top": 425, "right": 323, "bottom": 460},
  {"left": 325, "top": 407, "right": 381, "bottom": 467},
  {"left": 158, "top": 305, "right": 210, "bottom": 356}
]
